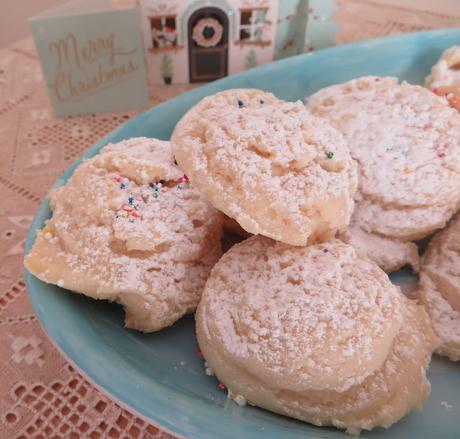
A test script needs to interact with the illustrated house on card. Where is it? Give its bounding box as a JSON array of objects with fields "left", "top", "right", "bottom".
[{"left": 139, "top": 0, "right": 309, "bottom": 84}]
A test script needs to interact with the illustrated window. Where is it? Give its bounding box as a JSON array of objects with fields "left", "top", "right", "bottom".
[
  {"left": 239, "top": 8, "right": 269, "bottom": 44},
  {"left": 149, "top": 15, "right": 178, "bottom": 48}
]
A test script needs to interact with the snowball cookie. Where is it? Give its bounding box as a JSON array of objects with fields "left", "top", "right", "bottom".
[
  {"left": 426, "top": 45, "right": 460, "bottom": 89},
  {"left": 418, "top": 214, "right": 460, "bottom": 361},
  {"left": 196, "top": 237, "right": 438, "bottom": 434},
  {"left": 339, "top": 226, "right": 419, "bottom": 273},
  {"left": 426, "top": 46, "right": 460, "bottom": 112},
  {"left": 352, "top": 197, "right": 458, "bottom": 243},
  {"left": 24, "top": 137, "right": 223, "bottom": 332},
  {"left": 172, "top": 89, "right": 357, "bottom": 246},
  {"left": 307, "top": 76, "right": 460, "bottom": 242},
  {"left": 308, "top": 76, "right": 460, "bottom": 209}
]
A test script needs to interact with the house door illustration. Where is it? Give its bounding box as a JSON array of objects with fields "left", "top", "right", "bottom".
[{"left": 188, "top": 7, "right": 229, "bottom": 82}]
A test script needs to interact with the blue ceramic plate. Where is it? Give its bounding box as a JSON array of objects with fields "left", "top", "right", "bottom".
[{"left": 25, "top": 29, "right": 460, "bottom": 438}]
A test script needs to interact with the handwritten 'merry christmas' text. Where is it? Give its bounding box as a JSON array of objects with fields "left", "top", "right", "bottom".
[{"left": 48, "top": 33, "right": 138, "bottom": 102}]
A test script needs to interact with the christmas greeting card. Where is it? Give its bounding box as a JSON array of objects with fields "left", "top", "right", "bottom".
[{"left": 30, "top": 0, "right": 149, "bottom": 116}]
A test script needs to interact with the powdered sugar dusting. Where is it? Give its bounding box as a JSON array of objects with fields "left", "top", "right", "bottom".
[
  {"left": 418, "top": 213, "right": 460, "bottom": 360},
  {"left": 172, "top": 89, "right": 357, "bottom": 246},
  {"left": 307, "top": 76, "right": 460, "bottom": 209},
  {"left": 197, "top": 237, "right": 438, "bottom": 435},
  {"left": 352, "top": 195, "right": 457, "bottom": 242},
  {"left": 24, "top": 137, "right": 223, "bottom": 332},
  {"left": 426, "top": 46, "right": 460, "bottom": 88},
  {"left": 340, "top": 225, "right": 419, "bottom": 273},
  {"left": 200, "top": 237, "right": 404, "bottom": 393}
]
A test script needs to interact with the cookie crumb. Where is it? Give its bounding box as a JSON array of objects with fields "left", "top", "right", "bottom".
[
  {"left": 440, "top": 400, "right": 453, "bottom": 411},
  {"left": 228, "top": 388, "right": 247, "bottom": 406}
]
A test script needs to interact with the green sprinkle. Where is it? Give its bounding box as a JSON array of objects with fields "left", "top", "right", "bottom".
[{"left": 325, "top": 151, "right": 334, "bottom": 159}]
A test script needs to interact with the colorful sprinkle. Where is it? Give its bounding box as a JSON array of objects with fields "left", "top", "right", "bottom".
[
  {"left": 113, "top": 175, "right": 121, "bottom": 183},
  {"left": 325, "top": 151, "right": 334, "bottom": 159},
  {"left": 259, "top": 98, "right": 265, "bottom": 105},
  {"left": 174, "top": 158, "right": 178, "bottom": 166},
  {"left": 404, "top": 166, "right": 413, "bottom": 173},
  {"left": 197, "top": 349, "right": 203, "bottom": 358},
  {"left": 128, "top": 196, "right": 134, "bottom": 205},
  {"left": 120, "top": 183, "right": 126, "bottom": 189},
  {"left": 218, "top": 382, "right": 226, "bottom": 390},
  {"left": 298, "top": 265, "right": 304, "bottom": 271},
  {"left": 179, "top": 175, "right": 189, "bottom": 183},
  {"left": 149, "top": 182, "right": 163, "bottom": 192},
  {"left": 434, "top": 142, "right": 450, "bottom": 158},
  {"left": 237, "top": 99, "right": 244, "bottom": 108},
  {"left": 323, "top": 248, "right": 329, "bottom": 253},
  {"left": 432, "top": 87, "right": 440, "bottom": 95}
]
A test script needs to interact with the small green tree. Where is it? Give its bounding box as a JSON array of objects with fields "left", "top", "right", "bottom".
[
  {"left": 161, "top": 54, "right": 173, "bottom": 84},
  {"left": 245, "top": 49, "right": 257, "bottom": 70}
]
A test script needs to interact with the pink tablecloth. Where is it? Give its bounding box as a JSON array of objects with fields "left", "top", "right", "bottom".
[{"left": 1, "top": 2, "right": 459, "bottom": 437}]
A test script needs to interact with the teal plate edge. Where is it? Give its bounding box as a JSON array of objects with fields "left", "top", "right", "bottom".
[{"left": 25, "top": 29, "right": 460, "bottom": 439}]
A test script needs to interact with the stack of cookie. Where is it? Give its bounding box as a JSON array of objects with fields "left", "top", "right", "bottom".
[
  {"left": 307, "top": 76, "right": 460, "bottom": 273},
  {"left": 25, "top": 76, "right": 460, "bottom": 434},
  {"left": 172, "top": 87, "right": 444, "bottom": 434}
]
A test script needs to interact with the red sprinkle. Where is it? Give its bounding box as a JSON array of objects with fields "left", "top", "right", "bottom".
[
  {"left": 298, "top": 265, "right": 304, "bottom": 271},
  {"left": 432, "top": 87, "right": 439, "bottom": 95},
  {"left": 131, "top": 211, "right": 141, "bottom": 218},
  {"left": 197, "top": 349, "right": 203, "bottom": 358},
  {"left": 123, "top": 205, "right": 133, "bottom": 212},
  {"left": 218, "top": 383, "right": 226, "bottom": 390},
  {"left": 113, "top": 175, "right": 122, "bottom": 183},
  {"left": 434, "top": 142, "right": 448, "bottom": 158}
]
